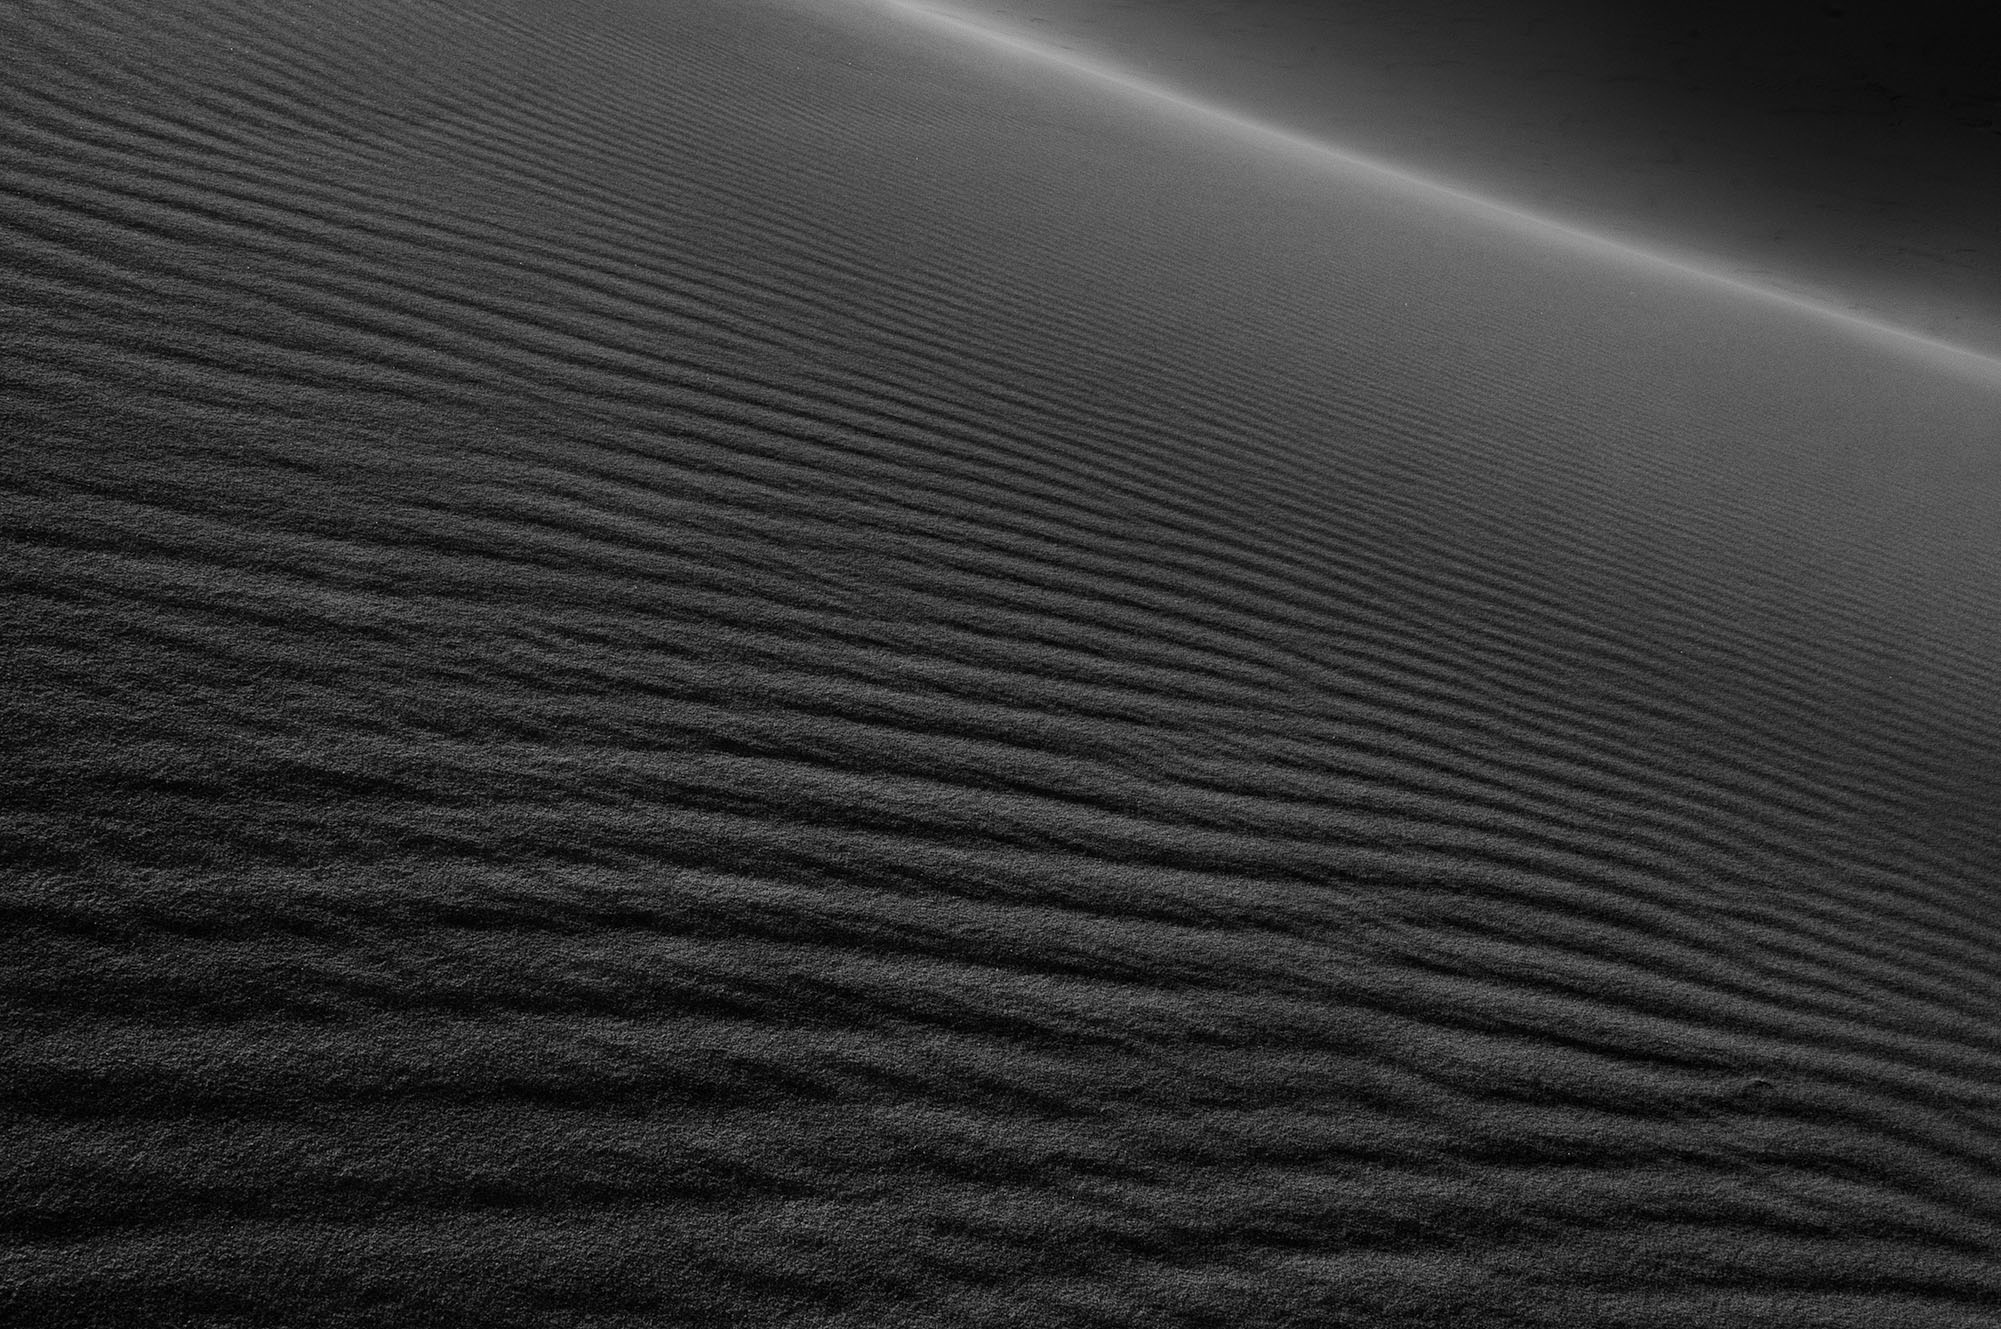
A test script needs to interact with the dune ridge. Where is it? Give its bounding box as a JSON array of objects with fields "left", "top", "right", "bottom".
[
  {"left": 876, "top": 0, "right": 2001, "bottom": 386},
  {"left": 5, "top": 0, "right": 2001, "bottom": 1324},
  {"left": 877, "top": 0, "right": 2001, "bottom": 367}
]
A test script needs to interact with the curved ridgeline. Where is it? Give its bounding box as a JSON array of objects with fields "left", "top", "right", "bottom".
[
  {"left": 890, "top": 0, "right": 2001, "bottom": 364},
  {"left": 4, "top": 0, "right": 2000, "bottom": 1324}
]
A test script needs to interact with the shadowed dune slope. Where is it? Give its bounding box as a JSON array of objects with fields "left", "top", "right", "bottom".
[{"left": 5, "top": 0, "right": 2001, "bottom": 1324}]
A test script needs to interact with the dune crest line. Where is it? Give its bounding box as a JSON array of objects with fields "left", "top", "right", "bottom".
[{"left": 867, "top": 0, "right": 2001, "bottom": 383}]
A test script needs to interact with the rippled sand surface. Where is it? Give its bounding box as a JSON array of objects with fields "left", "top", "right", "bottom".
[{"left": 6, "top": 1, "right": 2001, "bottom": 1324}]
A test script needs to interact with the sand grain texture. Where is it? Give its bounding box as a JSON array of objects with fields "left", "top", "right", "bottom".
[{"left": 4, "top": 0, "right": 2001, "bottom": 1324}]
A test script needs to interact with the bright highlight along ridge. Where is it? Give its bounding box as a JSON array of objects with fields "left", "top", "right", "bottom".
[{"left": 872, "top": 0, "right": 2001, "bottom": 383}]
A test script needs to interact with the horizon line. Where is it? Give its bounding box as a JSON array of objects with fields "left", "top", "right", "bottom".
[{"left": 864, "top": 0, "right": 2001, "bottom": 384}]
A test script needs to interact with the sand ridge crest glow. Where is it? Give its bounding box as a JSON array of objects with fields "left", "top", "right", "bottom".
[{"left": 868, "top": 0, "right": 2001, "bottom": 386}]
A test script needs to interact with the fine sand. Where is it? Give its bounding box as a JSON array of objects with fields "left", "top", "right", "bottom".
[{"left": 5, "top": 0, "right": 2001, "bottom": 1325}]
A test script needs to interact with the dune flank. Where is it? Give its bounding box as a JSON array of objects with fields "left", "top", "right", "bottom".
[{"left": 4, "top": 0, "right": 2001, "bottom": 1324}]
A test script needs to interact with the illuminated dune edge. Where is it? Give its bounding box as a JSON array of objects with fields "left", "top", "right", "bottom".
[
  {"left": 878, "top": 0, "right": 2001, "bottom": 385},
  {"left": 4, "top": 0, "right": 2001, "bottom": 1324},
  {"left": 877, "top": 0, "right": 2001, "bottom": 367}
]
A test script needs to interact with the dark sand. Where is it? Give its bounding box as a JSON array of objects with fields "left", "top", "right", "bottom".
[{"left": 5, "top": 0, "right": 2001, "bottom": 1324}]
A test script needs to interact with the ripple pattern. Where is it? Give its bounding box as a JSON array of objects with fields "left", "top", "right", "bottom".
[{"left": 5, "top": 0, "right": 2001, "bottom": 1324}]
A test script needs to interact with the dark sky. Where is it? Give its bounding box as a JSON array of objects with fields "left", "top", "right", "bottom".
[
  {"left": 1613, "top": 0, "right": 1996, "bottom": 129},
  {"left": 935, "top": 0, "right": 2001, "bottom": 355}
]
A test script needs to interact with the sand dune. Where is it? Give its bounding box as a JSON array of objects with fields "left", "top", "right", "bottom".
[{"left": 5, "top": 0, "right": 2001, "bottom": 1324}]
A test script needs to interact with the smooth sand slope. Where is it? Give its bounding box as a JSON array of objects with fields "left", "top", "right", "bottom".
[{"left": 5, "top": 0, "right": 2001, "bottom": 1324}]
